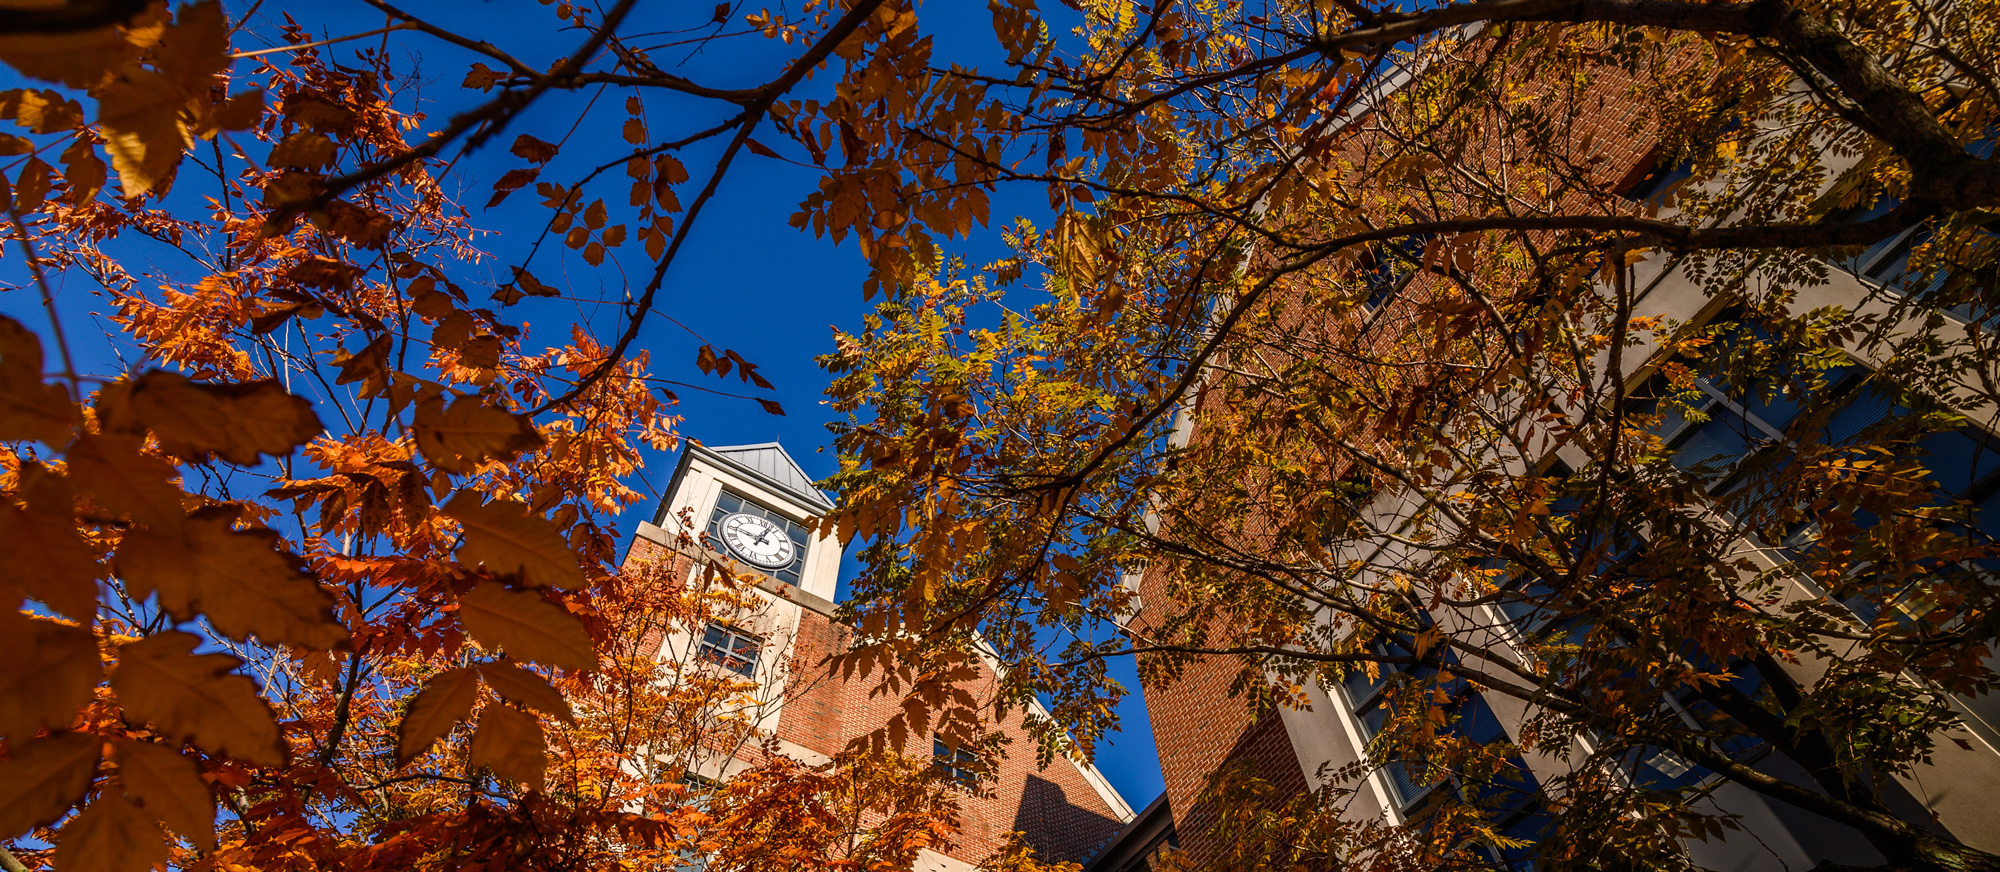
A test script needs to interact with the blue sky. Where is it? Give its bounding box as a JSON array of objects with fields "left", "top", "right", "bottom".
[{"left": 0, "top": 0, "right": 1165, "bottom": 809}]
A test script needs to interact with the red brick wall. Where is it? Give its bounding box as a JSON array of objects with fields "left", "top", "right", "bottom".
[
  {"left": 777, "top": 608, "right": 1130, "bottom": 864},
  {"left": 622, "top": 532, "right": 1128, "bottom": 866}
]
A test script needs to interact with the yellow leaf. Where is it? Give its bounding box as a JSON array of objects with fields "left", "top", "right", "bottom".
[
  {"left": 66, "top": 433, "right": 185, "bottom": 531},
  {"left": 115, "top": 741, "right": 216, "bottom": 851},
  {"left": 470, "top": 703, "right": 547, "bottom": 790},
  {"left": 0, "top": 732, "right": 100, "bottom": 838},
  {"left": 113, "top": 632, "right": 283, "bottom": 766},
  {"left": 396, "top": 667, "right": 478, "bottom": 767},
  {"left": 0, "top": 501, "right": 100, "bottom": 621},
  {"left": 0, "top": 610, "right": 101, "bottom": 741},
  {"left": 443, "top": 492, "right": 582, "bottom": 589},
  {"left": 151, "top": 0, "right": 229, "bottom": 92},
  {"left": 478, "top": 660, "right": 574, "bottom": 723},
  {"left": 414, "top": 396, "right": 544, "bottom": 475},
  {"left": 115, "top": 507, "right": 346, "bottom": 650},
  {"left": 456, "top": 582, "right": 593, "bottom": 669},
  {"left": 0, "top": 313, "right": 79, "bottom": 445},
  {"left": 0, "top": 89, "right": 85, "bottom": 133},
  {"left": 114, "top": 370, "right": 322, "bottom": 465},
  {"left": 53, "top": 794, "right": 168, "bottom": 872}
]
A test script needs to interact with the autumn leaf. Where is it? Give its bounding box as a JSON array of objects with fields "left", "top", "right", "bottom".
[
  {"left": 115, "top": 507, "right": 347, "bottom": 650},
  {"left": 0, "top": 313, "right": 78, "bottom": 444},
  {"left": 66, "top": 433, "right": 185, "bottom": 530},
  {"left": 0, "top": 610, "right": 101, "bottom": 741},
  {"left": 415, "top": 396, "right": 545, "bottom": 475},
  {"left": 396, "top": 667, "right": 479, "bottom": 767},
  {"left": 0, "top": 732, "right": 100, "bottom": 838},
  {"left": 52, "top": 794, "right": 169, "bottom": 872},
  {"left": 113, "top": 632, "right": 284, "bottom": 766},
  {"left": 510, "top": 134, "right": 558, "bottom": 164},
  {"left": 759, "top": 398, "right": 787, "bottom": 416},
  {"left": 0, "top": 500, "right": 101, "bottom": 621},
  {"left": 332, "top": 334, "right": 392, "bottom": 397},
  {"left": 443, "top": 491, "right": 583, "bottom": 589},
  {"left": 470, "top": 703, "right": 547, "bottom": 790},
  {"left": 456, "top": 581, "right": 594, "bottom": 669},
  {"left": 479, "top": 659, "right": 575, "bottom": 723},
  {"left": 115, "top": 740, "right": 217, "bottom": 851},
  {"left": 114, "top": 370, "right": 322, "bottom": 465}
]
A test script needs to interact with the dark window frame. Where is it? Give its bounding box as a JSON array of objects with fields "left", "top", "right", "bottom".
[
  {"left": 705, "top": 489, "right": 813, "bottom": 585},
  {"left": 698, "top": 622, "right": 762, "bottom": 679}
]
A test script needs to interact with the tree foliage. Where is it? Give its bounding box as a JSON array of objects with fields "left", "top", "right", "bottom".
[
  {"left": 815, "top": 0, "right": 2000, "bottom": 870},
  {"left": 0, "top": 0, "right": 1032, "bottom": 869}
]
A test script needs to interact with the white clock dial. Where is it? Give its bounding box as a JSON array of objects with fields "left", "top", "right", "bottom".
[{"left": 719, "top": 512, "right": 797, "bottom": 569}]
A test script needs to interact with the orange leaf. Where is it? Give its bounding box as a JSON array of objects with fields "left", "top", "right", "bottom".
[
  {"left": 415, "top": 395, "right": 545, "bottom": 475},
  {"left": 0, "top": 313, "right": 78, "bottom": 445},
  {"left": 396, "top": 667, "right": 478, "bottom": 767},
  {"left": 66, "top": 433, "right": 184, "bottom": 531},
  {"left": 115, "top": 507, "right": 346, "bottom": 650},
  {"left": 456, "top": 582, "right": 593, "bottom": 669},
  {"left": 0, "top": 610, "right": 101, "bottom": 741},
  {"left": 0, "top": 732, "right": 100, "bottom": 838},
  {"left": 479, "top": 660, "right": 574, "bottom": 723},
  {"left": 0, "top": 500, "right": 100, "bottom": 621},
  {"left": 113, "top": 371, "right": 322, "bottom": 465},
  {"left": 443, "top": 492, "right": 582, "bottom": 589},
  {"left": 470, "top": 703, "right": 547, "bottom": 790},
  {"left": 113, "top": 632, "right": 283, "bottom": 766},
  {"left": 115, "top": 741, "right": 216, "bottom": 851},
  {"left": 52, "top": 794, "right": 168, "bottom": 872}
]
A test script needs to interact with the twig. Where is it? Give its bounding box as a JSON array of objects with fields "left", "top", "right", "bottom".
[{"left": 8, "top": 204, "right": 82, "bottom": 404}]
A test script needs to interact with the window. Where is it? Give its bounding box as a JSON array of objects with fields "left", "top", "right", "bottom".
[
  {"left": 1826, "top": 132, "right": 1997, "bottom": 323},
  {"left": 1620, "top": 156, "right": 1695, "bottom": 207},
  {"left": 705, "top": 490, "right": 812, "bottom": 585},
  {"left": 932, "top": 737, "right": 981, "bottom": 787},
  {"left": 1357, "top": 234, "right": 1434, "bottom": 310},
  {"left": 699, "top": 623, "right": 761, "bottom": 678}
]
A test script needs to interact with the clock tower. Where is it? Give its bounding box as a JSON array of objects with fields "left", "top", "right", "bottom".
[{"left": 621, "top": 440, "right": 1135, "bottom": 871}]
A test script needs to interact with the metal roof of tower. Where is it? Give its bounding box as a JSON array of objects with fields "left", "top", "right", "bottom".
[{"left": 703, "top": 441, "right": 835, "bottom": 512}]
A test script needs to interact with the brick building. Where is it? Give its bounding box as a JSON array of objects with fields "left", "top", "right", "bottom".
[
  {"left": 620, "top": 441, "right": 1134, "bottom": 870},
  {"left": 1115, "top": 50, "right": 2000, "bottom": 872}
]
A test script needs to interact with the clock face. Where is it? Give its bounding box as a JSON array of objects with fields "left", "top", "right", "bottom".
[{"left": 719, "top": 512, "right": 797, "bottom": 570}]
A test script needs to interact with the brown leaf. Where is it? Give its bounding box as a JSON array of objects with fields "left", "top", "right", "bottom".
[
  {"left": 478, "top": 660, "right": 574, "bottom": 723},
  {"left": 332, "top": 334, "right": 392, "bottom": 397},
  {"left": 52, "top": 794, "right": 168, "bottom": 872},
  {"left": 269, "top": 131, "right": 335, "bottom": 170},
  {"left": 509, "top": 134, "right": 558, "bottom": 164},
  {"left": 67, "top": 433, "right": 184, "bottom": 530},
  {"left": 486, "top": 167, "right": 539, "bottom": 208},
  {"left": 443, "top": 492, "right": 582, "bottom": 589},
  {"left": 0, "top": 732, "right": 100, "bottom": 838},
  {"left": 115, "top": 741, "right": 216, "bottom": 851},
  {"left": 212, "top": 90, "right": 264, "bottom": 131},
  {"left": 0, "top": 501, "right": 101, "bottom": 620},
  {"left": 60, "top": 137, "right": 106, "bottom": 203},
  {"left": 116, "top": 508, "right": 346, "bottom": 650},
  {"left": 0, "top": 313, "right": 79, "bottom": 445},
  {"left": 113, "top": 632, "right": 283, "bottom": 766},
  {"left": 456, "top": 582, "right": 593, "bottom": 669},
  {"left": 0, "top": 610, "right": 101, "bottom": 741},
  {"left": 96, "top": 69, "right": 186, "bottom": 197},
  {"left": 745, "top": 138, "right": 780, "bottom": 158},
  {"left": 118, "top": 370, "right": 322, "bottom": 465},
  {"left": 396, "top": 667, "right": 478, "bottom": 767},
  {"left": 0, "top": 89, "right": 85, "bottom": 133},
  {"left": 758, "top": 398, "right": 787, "bottom": 416},
  {"left": 0, "top": 24, "right": 136, "bottom": 90},
  {"left": 415, "top": 396, "right": 544, "bottom": 475},
  {"left": 469, "top": 703, "right": 546, "bottom": 790},
  {"left": 315, "top": 199, "right": 394, "bottom": 248}
]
